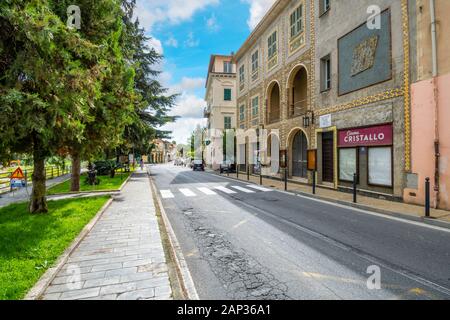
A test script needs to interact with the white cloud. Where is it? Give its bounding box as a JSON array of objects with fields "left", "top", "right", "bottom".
[
  {"left": 147, "top": 37, "right": 163, "bottom": 55},
  {"left": 136, "top": 0, "right": 220, "bottom": 33},
  {"left": 184, "top": 32, "right": 200, "bottom": 47},
  {"left": 164, "top": 35, "right": 178, "bottom": 48},
  {"left": 169, "top": 93, "right": 206, "bottom": 118},
  {"left": 243, "top": 0, "right": 276, "bottom": 30},
  {"left": 206, "top": 13, "right": 219, "bottom": 32},
  {"left": 160, "top": 117, "right": 207, "bottom": 145}
]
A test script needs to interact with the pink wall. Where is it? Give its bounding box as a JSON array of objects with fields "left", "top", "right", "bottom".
[{"left": 404, "top": 73, "right": 450, "bottom": 210}]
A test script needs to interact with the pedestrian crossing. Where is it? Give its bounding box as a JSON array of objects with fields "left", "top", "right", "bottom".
[{"left": 159, "top": 184, "right": 273, "bottom": 199}]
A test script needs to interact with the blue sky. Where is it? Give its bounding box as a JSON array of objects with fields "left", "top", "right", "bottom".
[{"left": 135, "top": 0, "right": 276, "bottom": 144}]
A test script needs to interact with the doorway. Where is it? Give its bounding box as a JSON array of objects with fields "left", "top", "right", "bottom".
[
  {"left": 322, "top": 131, "right": 334, "bottom": 183},
  {"left": 292, "top": 130, "right": 308, "bottom": 177}
]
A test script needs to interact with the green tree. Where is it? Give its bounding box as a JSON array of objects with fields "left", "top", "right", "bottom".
[
  {"left": 50, "top": 0, "right": 137, "bottom": 191},
  {"left": 0, "top": 1, "right": 108, "bottom": 212},
  {"left": 117, "top": 0, "right": 177, "bottom": 157}
]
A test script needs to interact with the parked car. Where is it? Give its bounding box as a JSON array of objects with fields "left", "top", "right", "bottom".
[
  {"left": 219, "top": 160, "right": 236, "bottom": 173},
  {"left": 192, "top": 159, "right": 204, "bottom": 171}
]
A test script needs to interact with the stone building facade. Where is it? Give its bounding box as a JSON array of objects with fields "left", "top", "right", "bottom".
[
  {"left": 404, "top": 0, "right": 450, "bottom": 210},
  {"left": 234, "top": 0, "right": 415, "bottom": 200},
  {"left": 204, "top": 55, "right": 237, "bottom": 169}
]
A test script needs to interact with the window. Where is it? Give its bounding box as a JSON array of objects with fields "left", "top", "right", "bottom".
[
  {"left": 268, "top": 31, "right": 277, "bottom": 59},
  {"left": 321, "top": 55, "right": 331, "bottom": 91},
  {"left": 239, "top": 104, "right": 245, "bottom": 121},
  {"left": 224, "top": 88, "right": 232, "bottom": 101},
  {"left": 224, "top": 116, "right": 232, "bottom": 129},
  {"left": 251, "top": 51, "right": 259, "bottom": 73},
  {"left": 251, "top": 96, "right": 259, "bottom": 117},
  {"left": 239, "top": 65, "right": 245, "bottom": 85},
  {"left": 339, "top": 148, "right": 357, "bottom": 182},
  {"left": 368, "top": 147, "right": 392, "bottom": 186},
  {"left": 224, "top": 61, "right": 232, "bottom": 73},
  {"left": 290, "top": 5, "right": 304, "bottom": 39},
  {"left": 320, "top": 0, "right": 330, "bottom": 15}
]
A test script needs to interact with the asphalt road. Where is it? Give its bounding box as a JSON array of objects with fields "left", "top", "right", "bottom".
[{"left": 149, "top": 163, "right": 450, "bottom": 300}]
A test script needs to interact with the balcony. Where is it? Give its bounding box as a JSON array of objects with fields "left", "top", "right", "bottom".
[{"left": 289, "top": 99, "right": 308, "bottom": 118}]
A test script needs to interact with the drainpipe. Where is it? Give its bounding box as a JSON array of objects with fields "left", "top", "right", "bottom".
[{"left": 430, "top": 0, "right": 440, "bottom": 208}]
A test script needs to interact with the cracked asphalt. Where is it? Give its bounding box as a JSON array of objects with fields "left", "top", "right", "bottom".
[{"left": 150, "top": 164, "right": 450, "bottom": 300}]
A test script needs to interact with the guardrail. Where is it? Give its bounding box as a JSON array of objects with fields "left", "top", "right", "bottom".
[{"left": 0, "top": 166, "right": 71, "bottom": 194}]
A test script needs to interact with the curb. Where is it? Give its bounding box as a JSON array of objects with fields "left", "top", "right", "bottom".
[
  {"left": 147, "top": 169, "right": 199, "bottom": 300},
  {"left": 24, "top": 197, "right": 114, "bottom": 300},
  {"left": 46, "top": 173, "right": 132, "bottom": 196},
  {"left": 206, "top": 171, "right": 450, "bottom": 231}
]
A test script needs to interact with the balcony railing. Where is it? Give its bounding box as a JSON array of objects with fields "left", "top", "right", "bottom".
[{"left": 289, "top": 99, "right": 308, "bottom": 118}]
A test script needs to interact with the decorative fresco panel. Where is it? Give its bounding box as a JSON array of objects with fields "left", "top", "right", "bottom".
[{"left": 338, "top": 9, "right": 391, "bottom": 95}]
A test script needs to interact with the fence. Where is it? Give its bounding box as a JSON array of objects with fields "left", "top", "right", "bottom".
[{"left": 0, "top": 165, "right": 71, "bottom": 194}]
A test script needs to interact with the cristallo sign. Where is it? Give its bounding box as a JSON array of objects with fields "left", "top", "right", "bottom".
[{"left": 338, "top": 124, "right": 393, "bottom": 147}]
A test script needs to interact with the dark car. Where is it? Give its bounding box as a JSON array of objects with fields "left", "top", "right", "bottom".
[
  {"left": 219, "top": 160, "right": 236, "bottom": 173},
  {"left": 192, "top": 159, "right": 205, "bottom": 171}
]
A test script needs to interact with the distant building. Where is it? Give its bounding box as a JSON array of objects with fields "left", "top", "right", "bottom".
[
  {"left": 151, "top": 139, "right": 177, "bottom": 163},
  {"left": 204, "top": 54, "right": 237, "bottom": 170}
]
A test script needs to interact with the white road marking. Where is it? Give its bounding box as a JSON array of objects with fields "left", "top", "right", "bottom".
[
  {"left": 231, "top": 186, "right": 255, "bottom": 193},
  {"left": 197, "top": 187, "right": 217, "bottom": 195},
  {"left": 246, "top": 185, "right": 272, "bottom": 192},
  {"left": 160, "top": 190, "right": 174, "bottom": 199},
  {"left": 179, "top": 188, "right": 196, "bottom": 197},
  {"left": 213, "top": 186, "right": 237, "bottom": 194},
  {"left": 208, "top": 173, "right": 450, "bottom": 234}
]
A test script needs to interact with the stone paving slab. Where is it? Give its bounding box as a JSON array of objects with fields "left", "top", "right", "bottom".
[{"left": 41, "top": 169, "right": 173, "bottom": 300}]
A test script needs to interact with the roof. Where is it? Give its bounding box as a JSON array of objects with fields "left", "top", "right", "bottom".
[{"left": 205, "top": 54, "right": 235, "bottom": 88}]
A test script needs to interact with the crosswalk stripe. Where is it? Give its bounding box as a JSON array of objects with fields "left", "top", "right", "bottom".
[
  {"left": 213, "top": 186, "right": 237, "bottom": 194},
  {"left": 230, "top": 186, "right": 255, "bottom": 193},
  {"left": 246, "top": 185, "right": 272, "bottom": 192},
  {"left": 197, "top": 187, "right": 217, "bottom": 195},
  {"left": 179, "top": 188, "right": 196, "bottom": 197},
  {"left": 160, "top": 190, "right": 174, "bottom": 199}
]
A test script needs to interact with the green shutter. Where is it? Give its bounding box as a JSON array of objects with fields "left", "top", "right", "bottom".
[{"left": 224, "top": 89, "right": 231, "bottom": 101}]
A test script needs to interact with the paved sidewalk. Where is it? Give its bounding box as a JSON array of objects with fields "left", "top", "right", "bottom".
[
  {"left": 0, "top": 174, "right": 72, "bottom": 208},
  {"left": 40, "top": 170, "right": 172, "bottom": 300},
  {"left": 211, "top": 170, "right": 450, "bottom": 224}
]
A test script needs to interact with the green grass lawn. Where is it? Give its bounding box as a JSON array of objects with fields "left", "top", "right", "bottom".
[
  {"left": 0, "top": 196, "right": 110, "bottom": 300},
  {"left": 47, "top": 172, "right": 131, "bottom": 195}
]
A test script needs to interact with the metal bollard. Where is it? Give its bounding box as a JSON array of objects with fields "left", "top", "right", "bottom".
[
  {"left": 247, "top": 164, "right": 250, "bottom": 181},
  {"left": 353, "top": 173, "right": 357, "bottom": 203},
  {"left": 284, "top": 167, "right": 288, "bottom": 191},
  {"left": 260, "top": 166, "right": 263, "bottom": 185},
  {"left": 425, "top": 177, "right": 430, "bottom": 217},
  {"left": 312, "top": 171, "right": 316, "bottom": 195}
]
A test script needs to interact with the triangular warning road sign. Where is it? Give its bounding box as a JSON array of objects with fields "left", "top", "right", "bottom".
[{"left": 10, "top": 167, "right": 25, "bottom": 179}]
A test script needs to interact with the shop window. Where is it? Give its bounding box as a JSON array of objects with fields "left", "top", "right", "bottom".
[
  {"left": 368, "top": 147, "right": 392, "bottom": 186},
  {"left": 339, "top": 148, "right": 357, "bottom": 182}
]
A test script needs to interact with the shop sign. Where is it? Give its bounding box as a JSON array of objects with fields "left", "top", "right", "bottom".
[
  {"left": 319, "top": 114, "right": 332, "bottom": 128},
  {"left": 339, "top": 124, "right": 392, "bottom": 147}
]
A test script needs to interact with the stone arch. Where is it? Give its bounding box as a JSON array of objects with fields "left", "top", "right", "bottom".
[
  {"left": 266, "top": 80, "right": 281, "bottom": 124},
  {"left": 286, "top": 127, "right": 309, "bottom": 178},
  {"left": 286, "top": 64, "right": 308, "bottom": 118}
]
